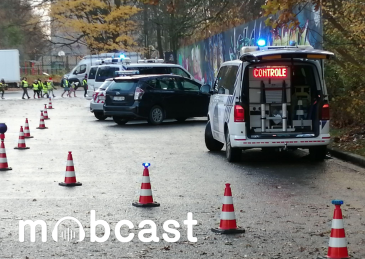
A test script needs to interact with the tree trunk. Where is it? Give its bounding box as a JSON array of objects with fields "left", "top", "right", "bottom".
[{"left": 156, "top": 22, "right": 164, "bottom": 59}]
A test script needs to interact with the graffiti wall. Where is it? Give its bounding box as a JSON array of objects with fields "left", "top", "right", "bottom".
[{"left": 177, "top": 5, "right": 322, "bottom": 85}]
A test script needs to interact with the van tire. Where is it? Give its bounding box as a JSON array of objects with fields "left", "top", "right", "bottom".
[
  {"left": 148, "top": 106, "right": 164, "bottom": 125},
  {"left": 113, "top": 116, "right": 129, "bottom": 125},
  {"left": 309, "top": 146, "right": 327, "bottom": 161},
  {"left": 225, "top": 129, "right": 241, "bottom": 162},
  {"left": 94, "top": 111, "right": 107, "bottom": 121},
  {"left": 205, "top": 121, "right": 224, "bottom": 151}
]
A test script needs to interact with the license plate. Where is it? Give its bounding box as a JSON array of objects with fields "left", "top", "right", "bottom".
[{"left": 114, "top": 96, "right": 125, "bottom": 101}]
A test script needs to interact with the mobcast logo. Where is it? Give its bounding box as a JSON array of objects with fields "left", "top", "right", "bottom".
[{"left": 19, "top": 211, "right": 197, "bottom": 243}]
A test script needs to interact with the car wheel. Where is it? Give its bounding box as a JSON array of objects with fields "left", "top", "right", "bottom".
[
  {"left": 113, "top": 116, "right": 129, "bottom": 125},
  {"left": 148, "top": 106, "right": 164, "bottom": 125},
  {"left": 309, "top": 146, "right": 327, "bottom": 161},
  {"left": 94, "top": 111, "right": 107, "bottom": 121},
  {"left": 205, "top": 121, "right": 224, "bottom": 151},
  {"left": 225, "top": 129, "right": 241, "bottom": 162},
  {"left": 175, "top": 117, "right": 188, "bottom": 123}
]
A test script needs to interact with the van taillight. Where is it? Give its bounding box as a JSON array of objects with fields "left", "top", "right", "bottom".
[
  {"left": 234, "top": 105, "right": 245, "bottom": 122},
  {"left": 134, "top": 87, "right": 144, "bottom": 100},
  {"left": 321, "top": 104, "right": 330, "bottom": 120}
]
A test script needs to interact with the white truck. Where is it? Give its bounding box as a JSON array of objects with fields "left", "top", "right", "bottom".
[{"left": 0, "top": 49, "right": 20, "bottom": 87}]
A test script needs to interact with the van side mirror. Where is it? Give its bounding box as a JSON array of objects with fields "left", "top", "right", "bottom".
[{"left": 200, "top": 84, "right": 211, "bottom": 94}]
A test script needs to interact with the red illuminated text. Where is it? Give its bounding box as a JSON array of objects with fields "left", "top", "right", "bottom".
[{"left": 253, "top": 68, "right": 287, "bottom": 78}]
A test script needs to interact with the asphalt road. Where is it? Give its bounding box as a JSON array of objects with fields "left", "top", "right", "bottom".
[{"left": 1, "top": 89, "right": 365, "bottom": 259}]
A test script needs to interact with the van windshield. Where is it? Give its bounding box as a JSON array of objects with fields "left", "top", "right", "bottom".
[{"left": 96, "top": 67, "right": 120, "bottom": 82}]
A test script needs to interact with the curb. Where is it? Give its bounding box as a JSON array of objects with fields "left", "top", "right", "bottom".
[{"left": 328, "top": 147, "right": 365, "bottom": 168}]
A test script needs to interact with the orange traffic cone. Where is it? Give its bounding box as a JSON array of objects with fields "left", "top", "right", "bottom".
[
  {"left": 0, "top": 140, "right": 12, "bottom": 171},
  {"left": 212, "top": 183, "right": 245, "bottom": 234},
  {"left": 43, "top": 104, "right": 50, "bottom": 120},
  {"left": 14, "top": 126, "right": 30, "bottom": 150},
  {"left": 59, "top": 152, "right": 82, "bottom": 187},
  {"left": 48, "top": 97, "right": 54, "bottom": 109},
  {"left": 327, "top": 200, "right": 349, "bottom": 258},
  {"left": 36, "top": 111, "right": 48, "bottom": 129},
  {"left": 24, "top": 118, "right": 33, "bottom": 138},
  {"left": 132, "top": 163, "right": 160, "bottom": 207}
]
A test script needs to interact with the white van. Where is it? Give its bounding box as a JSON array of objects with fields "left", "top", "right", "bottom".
[
  {"left": 66, "top": 52, "right": 141, "bottom": 86},
  {"left": 203, "top": 45, "right": 334, "bottom": 162}
]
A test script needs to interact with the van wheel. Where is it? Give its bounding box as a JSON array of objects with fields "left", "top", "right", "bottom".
[
  {"left": 205, "top": 121, "right": 224, "bottom": 151},
  {"left": 113, "top": 116, "right": 129, "bottom": 125},
  {"left": 94, "top": 111, "right": 107, "bottom": 121},
  {"left": 225, "top": 129, "right": 241, "bottom": 162},
  {"left": 148, "top": 106, "right": 164, "bottom": 125},
  {"left": 309, "top": 146, "right": 327, "bottom": 161}
]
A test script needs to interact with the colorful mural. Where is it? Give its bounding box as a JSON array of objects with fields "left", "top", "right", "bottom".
[{"left": 177, "top": 5, "right": 322, "bottom": 85}]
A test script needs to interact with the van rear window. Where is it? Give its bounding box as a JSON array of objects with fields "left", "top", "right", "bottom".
[
  {"left": 96, "top": 67, "right": 120, "bottom": 82},
  {"left": 88, "top": 67, "right": 97, "bottom": 79}
]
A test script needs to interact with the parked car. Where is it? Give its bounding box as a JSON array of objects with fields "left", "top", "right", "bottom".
[
  {"left": 103, "top": 74, "right": 210, "bottom": 125},
  {"left": 90, "top": 79, "right": 114, "bottom": 120}
]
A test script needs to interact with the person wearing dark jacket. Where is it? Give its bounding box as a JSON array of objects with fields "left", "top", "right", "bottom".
[{"left": 0, "top": 78, "right": 6, "bottom": 99}]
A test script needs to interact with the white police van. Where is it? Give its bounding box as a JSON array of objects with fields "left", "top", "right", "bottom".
[{"left": 203, "top": 43, "right": 334, "bottom": 162}]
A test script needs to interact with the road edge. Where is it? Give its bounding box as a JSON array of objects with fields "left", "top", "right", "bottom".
[{"left": 328, "top": 147, "right": 365, "bottom": 168}]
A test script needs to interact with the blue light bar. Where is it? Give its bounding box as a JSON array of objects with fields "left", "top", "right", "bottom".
[
  {"left": 120, "top": 54, "right": 126, "bottom": 60},
  {"left": 332, "top": 200, "right": 344, "bottom": 205},
  {"left": 257, "top": 39, "right": 266, "bottom": 47},
  {"left": 142, "top": 163, "right": 151, "bottom": 168}
]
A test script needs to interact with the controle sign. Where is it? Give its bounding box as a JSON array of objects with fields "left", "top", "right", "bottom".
[{"left": 253, "top": 67, "right": 288, "bottom": 78}]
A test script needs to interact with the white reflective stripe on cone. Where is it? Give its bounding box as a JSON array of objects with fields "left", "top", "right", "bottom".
[
  {"left": 329, "top": 237, "right": 347, "bottom": 248},
  {"left": 18, "top": 140, "right": 25, "bottom": 143},
  {"left": 222, "top": 196, "right": 233, "bottom": 204},
  {"left": 139, "top": 189, "right": 152, "bottom": 196},
  {"left": 65, "top": 171, "right": 76, "bottom": 177},
  {"left": 141, "top": 176, "right": 150, "bottom": 183},
  {"left": 220, "top": 211, "right": 236, "bottom": 220},
  {"left": 0, "top": 158, "right": 8, "bottom": 163},
  {"left": 331, "top": 219, "right": 344, "bottom": 229},
  {"left": 66, "top": 160, "right": 74, "bottom": 166}
]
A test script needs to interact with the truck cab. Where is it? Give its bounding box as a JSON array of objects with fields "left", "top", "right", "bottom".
[{"left": 203, "top": 44, "right": 334, "bottom": 162}]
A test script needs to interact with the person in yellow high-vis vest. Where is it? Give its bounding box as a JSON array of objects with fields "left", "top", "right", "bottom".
[
  {"left": 38, "top": 78, "right": 43, "bottom": 97},
  {"left": 0, "top": 78, "right": 7, "bottom": 99},
  {"left": 32, "top": 80, "right": 39, "bottom": 99},
  {"left": 42, "top": 79, "right": 49, "bottom": 98},
  {"left": 47, "top": 78, "right": 56, "bottom": 98},
  {"left": 21, "top": 77, "right": 31, "bottom": 99}
]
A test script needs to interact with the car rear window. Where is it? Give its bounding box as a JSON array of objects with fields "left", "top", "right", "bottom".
[
  {"left": 108, "top": 80, "right": 138, "bottom": 91},
  {"left": 88, "top": 67, "right": 98, "bottom": 79},
  {"left": 96, "top": 67, "right": 120, "bottom": 82}
]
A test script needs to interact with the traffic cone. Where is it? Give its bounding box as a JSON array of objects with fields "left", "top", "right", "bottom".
[
  {"left": 327, "top": 200, "right": 349, "bottom": 258},
  {"left": 211, "top": 183, "right": 245, "bottom": 234},
  {"left": 36, "top": 111, "right": 48, "bottom": 129},
  {"left": 43, "top": 104, "right": 50, "bottom": 120},
  {"left": 132, "top": 163, "right": 160, "bottom": 207},
  {"left": 48, "top": 98, "right": 53, "bottom": 109},
  {"left": 24, "top": 118, "right": 33, "bottom": 138},
  {"left": 0, "top": 140, "right": 12, "bottom": 171},
  {"left": 59, "top": 151, "right": 82, "bottom": 187},
  {"left": 14, "top": 126, "right": 30, "bottom": 150}
]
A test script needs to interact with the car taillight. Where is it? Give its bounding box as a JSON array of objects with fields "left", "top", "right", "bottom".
[
  {"left": 234, "top": 105, "right": 245, "bottom": 122},
  {"left": 134, "top": 87, "right": 144, "bottom": 100},
  {"left": 321, "top": 103, "right": 330, "bottom": 120}
]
